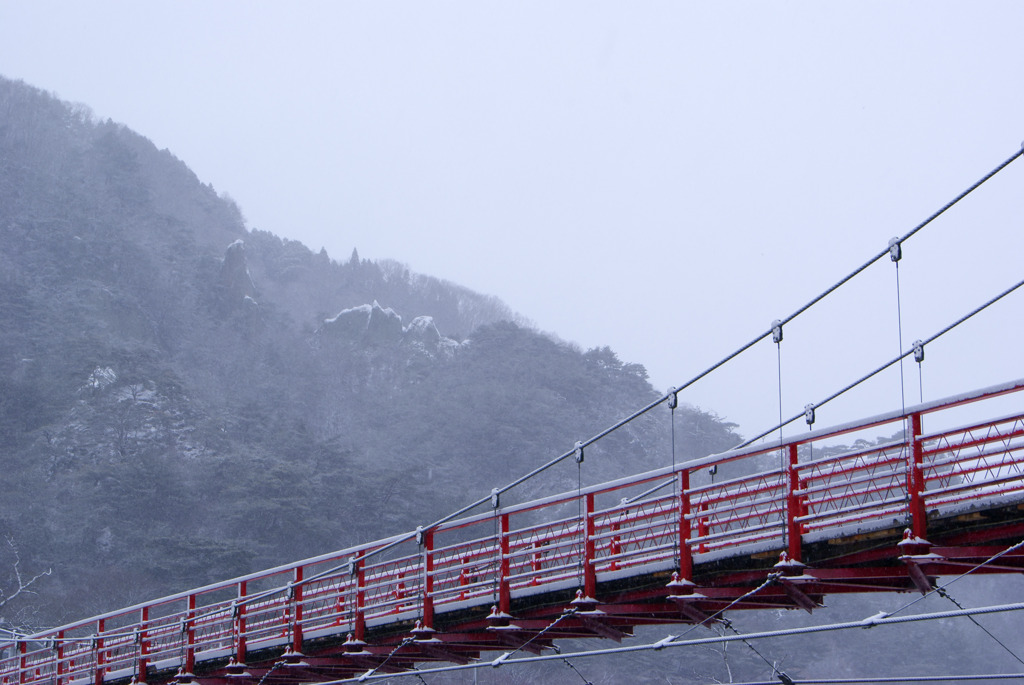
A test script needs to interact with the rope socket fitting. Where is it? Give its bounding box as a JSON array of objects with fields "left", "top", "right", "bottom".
[{"left": 889, "top": 237, "right": 902, "bottom": 262}]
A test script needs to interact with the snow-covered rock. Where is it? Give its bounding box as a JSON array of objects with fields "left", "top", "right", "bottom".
[
  {"left": 320, "top": 303, "right": 460, "bottom": 367},
  {"left": 218, "top": 239, "right": 256, "bottom": 303},
  {"left": 404, "top": 315, "right": 441, "bottom": 345},
  {"left": 84, "top": 366, "right": 117, "bottom": 392}
]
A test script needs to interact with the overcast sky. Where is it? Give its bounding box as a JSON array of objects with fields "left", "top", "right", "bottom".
[{"left": 2, "top": 2, "right": 1023, "bottom": 439}]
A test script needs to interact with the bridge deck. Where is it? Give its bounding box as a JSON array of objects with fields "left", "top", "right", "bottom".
[{"left": 4, "top": 379, "right": 1024, "bottom": 685}]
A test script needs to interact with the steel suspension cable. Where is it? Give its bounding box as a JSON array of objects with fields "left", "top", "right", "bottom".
[
  {"left": 336, "top": 536, "right": 1024, "bottom": 682},
  {"left": 666, "top": 573, "right": 779, "bottom": 643},
  {"left": 490, "top": 608, "right": 577, "bottom": 667},
  {"left": 721, "top": 615, "right": 792, "bottom": 685},
  {"left": 357, "top": 636, "right": 417, "bottom": 682},
  {"left": 618, "top": 268, "right": 1024, "bottom": 506},
  {"left": 935, "top": 587, "right": 1024, "bottom": 667},
  {"left": 598, "top": 148, "right": 1024, "bottom": 506},
  {"left": 326, "top": 601, "right": 1024, "bottom": 683},
  {"left": 19, "top": 150, "right": 1023, "bottom": 655},
  {"left": 338, "top": 145, "right": 1024, "bottom": 573},
  {"left": 887, "top": 538, "right": 1024, "bottom": 618},
  {"left": 561, "top": 657, "right": 594, "bottom": 685},
  {"left": 735, "top": 273, "right": 1024, "bottom": 449},
  {"left": 726, "top": 674, "right": 1024, "bottom": 684},
  {"left": 265, "top": 151, "right": 1024, "bottom": 676},
  {"left": 775, "top": 325, "right": 786, "bottom": 551},
  {"left": 893, "top": 246, "right": 907, "bottom": 417},
  {"left": 29, "top": 272, "right": 1024, "bottom": 652}
]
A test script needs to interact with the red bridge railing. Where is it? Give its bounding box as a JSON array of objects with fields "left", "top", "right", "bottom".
[{"left": 3, "top": 378, "right": 1024, "bottom": 685}]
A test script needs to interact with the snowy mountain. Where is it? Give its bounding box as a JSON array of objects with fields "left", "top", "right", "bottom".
[{"left": 0, "top": 76, "right": 740, "bottom": 624}]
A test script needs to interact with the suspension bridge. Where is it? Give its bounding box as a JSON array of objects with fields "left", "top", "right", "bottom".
[{"left": 4, "top": 147, "right": 1024, "bottom": 684}]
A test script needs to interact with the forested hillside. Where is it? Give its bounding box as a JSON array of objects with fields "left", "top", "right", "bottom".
[{"left": 0, "top": 77, "right": 741, "bottom": 627}]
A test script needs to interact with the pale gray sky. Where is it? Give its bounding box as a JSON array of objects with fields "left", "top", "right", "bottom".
[{"left": 2, "top": 1, "right": 1023, "bottom": 438}]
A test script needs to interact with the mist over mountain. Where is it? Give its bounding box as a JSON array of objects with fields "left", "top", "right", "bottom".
[{"left": 0, "top": 76, "right": 743, "bottom": 624}]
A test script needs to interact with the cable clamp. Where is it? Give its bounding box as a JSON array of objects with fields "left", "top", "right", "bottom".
[
  {"left": 490, "top": 488, "right": 500, "bottom": 509},
  {"left": 653, "top": 634, "right": 678, "bottom": 650},
  {"left": 771, "top": 320, "right": 783, "bottom": 344},
  {"left": 889, "top": 236, "right": 902, "bottom": 262},
  {"left": 913, "top": 340, "right": 925, "bottom": 363},
  {"left": 574, "top": 441, "right": 584, "bottom": 464},
  {"left": 804, "top": 403, "right": 815, "bottom": 427},
  {"left": 667, "top": 388, "right": 678, "bottom": 410},
  {"left": 859, "top": 610, "right": 889, "bottom": 628}
]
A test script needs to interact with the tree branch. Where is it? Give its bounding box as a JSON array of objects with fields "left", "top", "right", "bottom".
[{"left": 0, "top": 536, "right": 52, "bottom": 610}]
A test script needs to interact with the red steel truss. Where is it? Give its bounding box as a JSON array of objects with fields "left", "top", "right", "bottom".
[{"left": 5, "top": 379, "right": 1024, "bottom": 685}]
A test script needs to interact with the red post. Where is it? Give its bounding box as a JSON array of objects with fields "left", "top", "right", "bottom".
[
  {"left": 678, "top": 470, "right": 693, "bottom": 579},
  {"left": 422, "top": 530, "right": 435, "bottom": 628},
  {"left": 291, "top": 567, "right": 304, "bottom": 654},
  {"left": 184, "top": 595, "right": 196, "bottom": 675},
  {"left": 18, "top": 637, "right": 27, "bottom": 685},
  {"left": 787, "top": 443, "right": 802, "bottom": 561},
  {"left": 55, "top": 631, "right": 66, "bottom": 685},
  {"left": 137, "top": 607, "right": 149, "bottom": 682},
  {"left": 93, "top": 619, "right": 104, "bottom": 685},
  {"left": 235, "top": 581, "right": 247, "bottom": 664},
  {"left": 909, "top": 412, "right": 928, "bottom": 539},
  {"left": 584, "top": 493, "right": 596, "bottom": 599},
  {"left": 498, "top": 514, "right": 511, "bottom": 614},
  {"left": 354, "top": 560, "right": 366, "bottom": 641}
]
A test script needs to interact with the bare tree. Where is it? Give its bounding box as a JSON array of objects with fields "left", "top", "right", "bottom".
[{"left": 0, "top": 536, "right": 51, "bottom": 638}]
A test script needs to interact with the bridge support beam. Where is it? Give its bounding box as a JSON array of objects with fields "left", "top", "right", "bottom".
[
  {"left": 899, "top": 530, "right": 937, "bottom": 594},
  {"left": 775, "top": 553, "right": 819, "bottom": 612},
  {"left": 666, "top": 572, "right": 713, "bottom": 625}
]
